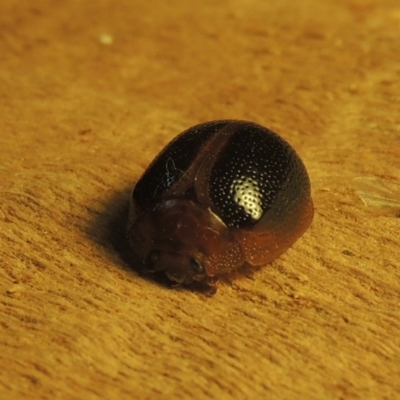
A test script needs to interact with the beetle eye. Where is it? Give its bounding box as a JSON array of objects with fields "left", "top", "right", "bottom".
[
  {"left": 191, "top": 258, "right": 204, "bottom": 275},
  {"left": 146, "top": 250, "right": 161, "bottom": 272}
]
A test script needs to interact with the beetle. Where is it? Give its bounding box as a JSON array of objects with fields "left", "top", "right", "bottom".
[{"left": 127, "top": 120, "right": 313, "bottom": 294}]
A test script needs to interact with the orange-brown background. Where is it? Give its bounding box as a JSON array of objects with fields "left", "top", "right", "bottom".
[{"left": 1, "top": 1, "right": 399, "bottom": 399}]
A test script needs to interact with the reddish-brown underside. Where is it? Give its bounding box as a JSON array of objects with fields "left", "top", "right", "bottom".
[{"left": 234, "top": 196, "right": 314, "bottom": 269}]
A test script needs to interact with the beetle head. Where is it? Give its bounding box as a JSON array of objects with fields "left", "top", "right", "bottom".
[{"left": 128, "top": 198, "right": 242, "bottom": 287}]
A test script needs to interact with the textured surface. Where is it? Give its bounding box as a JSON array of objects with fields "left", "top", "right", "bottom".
[{"left": 1, "top": 1, "right": 400, "bottom": 399}]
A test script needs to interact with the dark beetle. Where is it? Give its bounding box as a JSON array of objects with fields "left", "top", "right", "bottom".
[{"left": 127, "top": 120, "right": 313, "bottom": 293}]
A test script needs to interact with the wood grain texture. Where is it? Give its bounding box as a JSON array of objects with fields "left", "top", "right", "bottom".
[{"left": 1, "top": 0, "right": 399, "bottom": 399}]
